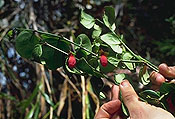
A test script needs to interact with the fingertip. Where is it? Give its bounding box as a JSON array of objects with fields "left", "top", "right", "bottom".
[
  {"left": 159, "top": 63, "right": 168, "bottom": 73},
  {"left": 120, "top": 80, "right": 130, "bottom": 88},
  {"left": 150, "top": 72, "right": 165, "bottom": 85},
  {"left": 155, "top": 74, "right": 166, "bottom": 85},
  {"left": 119, "top": 80, "right": 139, "bottom": 109},
  {"left": 111, "top": 85, "right": 119, "bottom": 100}
]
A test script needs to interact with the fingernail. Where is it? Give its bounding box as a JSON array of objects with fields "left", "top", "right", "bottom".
[{"left": 121, "top": 80, "right": 129, "bottom": 87}]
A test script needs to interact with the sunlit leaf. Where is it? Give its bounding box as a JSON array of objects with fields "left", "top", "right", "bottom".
[
  {"left": 25, "top": 104, "right": 35, "bottom": 119},
  {"left": 100, "top": 33, "right": 122, "bottom": 53},
  {"left": 92, "top": 24, "right": 102, "bottom": 39},
  {"left": 40, "top": 91, "right": 54, "bottom": 107},
  {"left": 0, "top": 0, "right": 4, "bottom": 8},
  {"left": 80, "top": 10, "right": 95, "bottom": 29},
  {"left": 108, "top": 57, "right": 120, "bottom": 67},
  {"left": 114, "top": 73, "right": 125, "bottom": 85},
  {"left": 99, "top": 92, "right": 106, "bottom": 99},
  {"left": 123, "top": 52, "right": 134, "bottom": 70},
  {"left": 75, "top": 34, "right": 92, "bottom": 55},
  {"left": 103, "top": 6, "right": 116, "bottom": 31},
  {"left": 139, "top": 65, "right": 150, "bottom": 85}
]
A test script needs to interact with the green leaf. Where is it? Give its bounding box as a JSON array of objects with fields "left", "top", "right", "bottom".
[
  {"left": 108, "top": 57, "right": 120, "bottom": 67},
  {"left": 77, "top": 57, "right": 94, "bottom": 74},
  {"left": 65, "top": 58, "right": 81, "bottom": 74},
  {"left": 100, "top": 33, "right": 122, "bottom": 53},
  {"left": 19, "top": 84, "right": 41, "bottom": 114},
  {"left": 80, "top": 10, "right": 95, "bottom": 29},
  {"left": 40, "top": 91, "right": 54, "bottom": 107},
  {"left": 7, "top": 29, "right": 13, "bottom": 38},
  {"left": 88, "top": 57, "right": 98, "bottom": 68},
  {"left": 76, "top": 57, "right": 103, "bottom": 78},
  {"left": 99, "top": 60, "right": 115, "bottom": 73},
  {"left": 15, "top": 31, "right": 40, "bottom": 59},
  {"left": 0, "top": 0, "right": 4, "bottom": 8},
  {"left": 25, "top": 104, "right": 35, "bottom": 119},
  {"left": 139, "top": 66, "right": 150, "bottom": 85},
  {"left": 103, "top": 6, "right": 116, "bottom": 31},
  {"left": 75, "top": 34, "right": 92, "bottom": 55},
  {"left": 140, "top": 90, "right": 160, "bottom": 99},
  {"left": 0, "top": 92, "right": 16, "bottom": 101},
  {"left": 92, "top": 39, "right": 101, "bottom": 53},
  {"left": 41, "top": 37, "right": 70, "bottom": 70},
  {"left": 32, "top": 44, "right": 42, "bottom": 58},
  {"left": 122, "top": 102, "right": 129, "bottom": 116},
  {"left": 123, "top": 52, "right": 134, "bottom": 70},
  {"left": 139, "top": 90, "right": 163, "bottom": 106},
  {"left": 99, "top": 92, "right": 106, "bottom": 99},
  {"left": 160, "top": 83, "right": 175, "bottom": 94},
  {"left": 34, "top": 103, "right": 40, "bottom": 119},
  {"left": 92, "top": 24, "right": 102, "bottom": 39},
  {"left": 114, "top": 73, "right": 125, "bottom": 85}
]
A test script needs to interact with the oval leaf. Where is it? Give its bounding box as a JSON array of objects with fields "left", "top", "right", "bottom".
[
  {"left": 41, "top": 37, "right": 70, "bottom": 70},
  {"left": 123, "top": 52, "right": 134, "bottom": 70},
  {"left": 77, "top": 57, "right": 94, "bottom": 74},
  {"left": 15, "top": 31, "right": 40, "bottom": 59},
  {"left": 80, "top": 10, "right": 95, "bottom": 29},
  {"left": 103, "top": 6, "right": 116, "bottom": 31},
  {"left": 75, "top": 34, "right": 92, "bottom": 55},
  {"left": 101, "top": 33, "right": 122, "bottom": 53},
  {"left": 115, "top": 73, "right": 125, "bottom": 85}
]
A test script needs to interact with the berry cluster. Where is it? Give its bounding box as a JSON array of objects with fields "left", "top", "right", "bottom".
[{"left": 68, "top": 53, "right": 108, "bottom": 68}]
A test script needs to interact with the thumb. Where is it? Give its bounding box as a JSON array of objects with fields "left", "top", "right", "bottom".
[{"left": 119, "top": 80, "right": 139, "bottom": 111}]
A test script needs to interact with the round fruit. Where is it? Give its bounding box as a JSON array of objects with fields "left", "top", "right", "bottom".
[
  {"left": 100, "top": 55, "right": 108, "bottom": 67},
  {"left": 68, "top": 54, "right": 76, "bottom": 68}
]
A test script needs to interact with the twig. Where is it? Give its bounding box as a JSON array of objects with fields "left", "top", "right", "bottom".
[
  {"left": 81, "top": 75, "right": 86, "bottom": 119},
  {"left": 67, "top": 88, "right": 72, "bottom": 119},
  {"left": 57, "top": 68, "right": 81, "bottom": 99}
]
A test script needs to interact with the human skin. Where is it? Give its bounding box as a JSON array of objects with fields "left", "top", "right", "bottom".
[
  {"left": 150, "top": 63, "right": 175, "bottom": 90},
  {"left": 95, "top": 63, "right": 175, "bottom": 119}
]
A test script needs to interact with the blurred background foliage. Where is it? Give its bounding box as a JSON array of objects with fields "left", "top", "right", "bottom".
[{"left": 0, "top": 0, "right": 175, "bottom": 118}]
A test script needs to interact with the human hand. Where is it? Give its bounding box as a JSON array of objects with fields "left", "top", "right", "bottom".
[
  {"left": 150, "top": 63, "right": 175, "bottom": 90},
  {"left": 95, "top": 80, "right": 175, "bottom": 119}
]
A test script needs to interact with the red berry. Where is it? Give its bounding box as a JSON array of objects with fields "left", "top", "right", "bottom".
[
  {"left": 68, "top": 54, "right": 76, "bottom": 68},
  {"left": 100, "top": 55, "right": 108, "bottom": 67}
]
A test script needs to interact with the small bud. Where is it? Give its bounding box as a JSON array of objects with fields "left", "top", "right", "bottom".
[
  {"left": 68, "top": 54, "right": 76, "bottom": 68},
  {"left": 100, "top": 55, "right": 108, "bottom": 67}
]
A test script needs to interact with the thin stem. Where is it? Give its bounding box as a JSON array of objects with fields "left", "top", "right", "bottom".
[
  {"left": 96, "top": 19, "right": 104, "bottom": 25},
  {"left": 61, "top": 36, "right": 98, "bottom": 57},
  {"left": 16, "top": 28, "right": 98, "bottom": 57},
  {"left": 95, "top": 19, "right": 158, "bottom": 71},
  {"left": 44, "top": 42, "right": 69, "bottom": 56},
  {"left": 111, "top": 31, "right": 159, "bottom": 72},
  {"left": 120, "top": 59, "right": 144, "bottom": 63}
]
